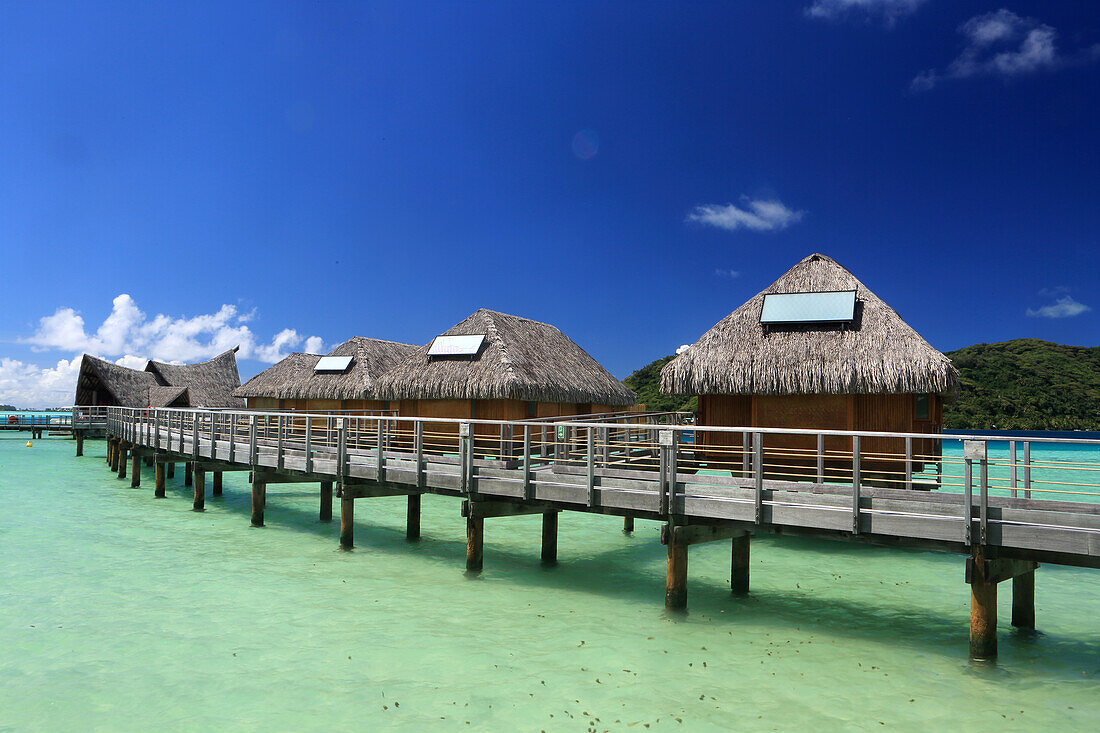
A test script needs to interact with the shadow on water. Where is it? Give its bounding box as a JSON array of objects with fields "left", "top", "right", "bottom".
[{"left": 115, "top": 458, "right": 1100, "bottom": 664}]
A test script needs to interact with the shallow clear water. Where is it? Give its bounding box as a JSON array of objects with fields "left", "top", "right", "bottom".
[{"left": 2, "top": 435, "right": 1099, "bottom": 731}]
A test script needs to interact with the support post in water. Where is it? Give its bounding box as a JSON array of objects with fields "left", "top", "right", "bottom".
[
  {"left": 166, "top": 462, "right": 175, "bottom": 479},
  {"left": 1012, "top": 569, "right": 1036, "bottom": 630},
  {"left": 340, "top": 489, "right": 354, "bottom": 549},
  {"left": 75, "top": 431, "right": 84, "bottom": 457},
  {"left": 623, "top": 515, "right": 634, "bottom": 534},
  {"left": 466, "top": 514, "right": 484, "bottom": 572},
  {"left": 184, "top": 461, "right": 193, "bottom": 487},
  {"left": 192, "top": 467, "right": 205, "bottom": 512},
  {"left": 154, "top": 461, "right": 166, "bottom": 498},
  {"left": 212, "top": 471, "right": 223, "bottom": 497},
  {"left": 967, "top": 547, "right": 997, "bottom": 660},
  {"left": 319, "top": 481, "right": 333, "bottom": 522},
  {"left": 407, "top": 494, "right": 421, "bottom": 541},
  {"left": 130, "top": 449, "right": 141, "bottom": 488},
  {"left": 117, "top": 443, "right": 128, "bottom": 479},
  {"left": 541, "top": 511, "right": 558, "bottom": 565},
  {"left": 665, "top": 535, "right": 688, "bottom": 610},
  {"left": 251, "top": 474, "right": 266, "bottom": 527},
  {"left": 732, "top": 532, "right": 750, "bottom": 595}
]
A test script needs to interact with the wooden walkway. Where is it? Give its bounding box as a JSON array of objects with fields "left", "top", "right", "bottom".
[{"left": 100, "top": 407, "right": 1100, "bottom": 660}]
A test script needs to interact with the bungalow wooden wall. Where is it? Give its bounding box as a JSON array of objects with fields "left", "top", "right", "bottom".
[
  {"left": 247, "top": 397, "right": 279, "bottom": 410},
  {"left": 696, "top": 395, "right": 751, "bottom": 470}
]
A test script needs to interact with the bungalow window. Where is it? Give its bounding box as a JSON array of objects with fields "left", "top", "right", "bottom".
[
  {"left": 527, "top": 401, "right": 537, "bottom": 418},
  {"left": 915, "top": 394, "right": 930, "bottom": 420}
]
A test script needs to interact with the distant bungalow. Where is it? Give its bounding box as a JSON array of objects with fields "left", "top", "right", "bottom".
[
  {"left": 233, "top": 337, "right": 418, "bottom": 412},
  {"left": 74, "top": 348, "right": 245, "bottom": 408},
  {"left": 375, "top": 309, "right": 636, "bottom": 431},
  {"left": 661, "top": 253, "right": 958, "bottom": 481}
]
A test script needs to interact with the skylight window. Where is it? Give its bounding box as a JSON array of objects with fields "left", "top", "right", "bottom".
[
  {"left": 760, "top": 290, "right": 857, "bottom": 325},
  {"left": 428, "top": 334, "right": 486, "bottom": 357},
  {"left": 314, "top": 356, "right": 353, "bottom": 372}
]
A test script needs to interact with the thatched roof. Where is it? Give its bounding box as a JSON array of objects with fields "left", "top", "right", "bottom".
[
  {"left": 74, "top": 348, "right": 246, "bottom": 408},
  {"left": 145, "top": 348, "right": 245, "bottom": 408},
  {"left": 375, "top": 309, "right": 636, "bottom": 406},
  {"left": 74, "top": 354, "right": 163, "bottom": 407},
  {"left": 233, "top": 337, "right": 419, "bottom": 401},
  {"left": 661, "top": 253, "right": 958, "bottom": 397}
]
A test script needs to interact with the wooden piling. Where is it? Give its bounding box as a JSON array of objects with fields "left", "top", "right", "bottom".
[
  {"left": 184, "top": 461, "right": 193, "bottom": 487},
  {"left": 130, "top": 450, "right": 141, "bottom": 488},
  {"left": 731, "top": 533, "right": 750, "bottom": 595},
  {"left": 212, "top": 471, "right": 222, "bottom": 497},
  {"left": 251, "top": 476, "right": 266, "bottom": 527},
  {"left": 665, "top": 536, "right": 688, "bottom": 609},
  {"left": 154, "top": 461, "right": 166, "bottom": 498},
  {"left": 340, "top": 492, "right": 354, "bottom": 548},
  {"left": 319, "top": 481, "right": 333, "bottom": 522},
  {"left": 969, "top": 549, "right": 997, "bottom": 660},
  {"left": 623, "top": 516, "right": 634, "bottom": 533},
  {"left": 466, "top": 515, "right": 484, "bottom": 572},
  {"left": 407, "top": 494, "right": 421, "bottom": 540},
  {"left": 167, "top": 462, "right": 175, "bottom": 479},
  {"left": 541, "top": 512, "right": 558, "bottom": 565},
  {"left": 106, "top": 439, "right": 115, "bottom": 469},
  {"left": 1012, "top": 570, "right": 1036, "bottom": 630},
  {"left": 193, "top": 467, "right": 205, "bottom": 512},
  {"left": 117, "top": 443, "right": 128, "bottom": 479},
  {"left": 75, "top": 431, "right": 84, "bottom": 457}
]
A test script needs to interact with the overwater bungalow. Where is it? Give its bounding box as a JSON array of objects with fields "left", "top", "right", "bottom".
[
  {"left": 375, "top": 309, "right": 636, "bottom": 450},
  {"left": 74, "top": 348, "right": 245, "bottom": 408},
  {"left": 233, "top": 337, "right": 418, "bottom": 412},
  {"left": 661, "top": 253, "right": 958, "bottom": 483}
]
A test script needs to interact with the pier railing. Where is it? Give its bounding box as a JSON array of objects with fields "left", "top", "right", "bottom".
[
  {"left": 105, "top": 406, "right": 1100, "bottom": 554},
  {"left": 1, "top": 411, "right": 74, "bottom": 429}
]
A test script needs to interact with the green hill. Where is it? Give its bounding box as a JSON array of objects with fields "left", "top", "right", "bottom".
[
  {"left": 622, "top": 355, "right": 696, "bottom": 413},
  {"left": 624, "top": 339, "right": 1100, "bottom": 430},
  {"left": 943, "top": 339, "right": 1100, "bottom": 431}
]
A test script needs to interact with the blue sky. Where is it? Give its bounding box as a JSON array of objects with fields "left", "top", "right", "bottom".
[{"left": 1, "top": 0, "right": 1097, "bottom": 406}]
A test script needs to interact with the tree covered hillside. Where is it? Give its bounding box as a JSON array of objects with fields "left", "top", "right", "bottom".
[
  {"left": 943, "top": 339, "right": 1100, "bottom": 431},
  {"left": 622, "top": 355, "right": 696, "bottom": 413}
]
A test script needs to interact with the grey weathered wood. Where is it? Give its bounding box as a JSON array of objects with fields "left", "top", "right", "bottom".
[
  {"left": 980, "top": 457, "right": 989, "bottom": 545},
  {"left": 415, "top": 420, "right": 425, "bottom": 491},
  {"left": 522, "top": 425, "right": 532, "bottom": 500},
  {"left": 852, "top": 435, "right": 861, "bottom": 535},
  {"left": 753, "top": 432, "right": 763, "bottom": 524},
  {"left": 661, "top": 523, "right": 747, "bottom": 546},
  {"left": 905, "top": 436, "right": 912, "bottom": 490},
  {"left": 586, "top": 427, "right": 596, "bottom": 508},
  {"left": 1009, "top": 439, "right": 1017, "bottom": 498},
  {"left": 963, "top": 457, "right": 973, "bottom": 546},
  {"left": 304, "top": 419, "right": 312, "bottom": 473},
  {"left": 376, "top": 419, "right": 385, "bottom": 482},
  {"left": 1023, "top": 441, "right": 1032, "bottom": 499}
]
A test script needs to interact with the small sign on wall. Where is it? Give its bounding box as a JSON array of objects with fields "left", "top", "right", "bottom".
[{"left": 964, "top": 440, "right": 987, "bottom": 461}]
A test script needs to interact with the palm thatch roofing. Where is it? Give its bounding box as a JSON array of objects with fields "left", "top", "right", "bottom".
[
  {"left": 375, "top": 309, "right": 636, "bottom": 406},
  {"left": 74, "top": 349, "right": 246, "bottom": 408},
  {"left": 661, "top": 253, "right": 958, "bottom": 397},
  {"left": 146, "top": 348, "right": 245, "bottom": 408},
  {"left": 233, "top": 337, "right": 419, "bottom": 401}
]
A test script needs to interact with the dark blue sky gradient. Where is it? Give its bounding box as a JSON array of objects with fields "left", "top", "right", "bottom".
[{"left": 1, "top": 1, "right": 1097, "bottom": 382}]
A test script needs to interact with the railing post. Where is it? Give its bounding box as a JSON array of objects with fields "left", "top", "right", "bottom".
[
  {"left": 304, "top": 417, "right": 313, "bottom": 473},
  {"left": 979, "top": 446, "right": 989, "bottom": 545},
  {"left": 460, "top": 422, "right": 472, "bottom": 496},
  {"left": 659, "top": 429, "right": 673, "bottom": 516},
  {"left": 1009, "top": 439, "right": 1017, "bottom": 498},
  {"left": 229, "top": 413, "right": 237, "bottom": 463},
  {"left": 376, "top": 418, "right": 385, "bottom": 482},
  {"left": 1023, "top": 441, "right": 1031, "bottom": 499},
  {"left": 415, "top": 420, "right": 425, "bottom": 490},
  {"left": 905, "top": 436, "right": 913, "bottom": 490},
  {"left": 962, "top": 441, "right": 984, "bottom": 546},
  {"left": 337, "top": 418, "right": 347, "bottom": 481},
  {"left": 817, "top": 433, "right": 825, "bottom": 484},
  {"left": 277, "top": 414, "right": 285, "bottom": 470},
  {"left": 743, "top": 431, "right": 752, "bottom": 478},
  {"left": 192, "top": 412, "right": 199, "bottom": 460},
  {"left": 249, "top": 415, "right": 257, "bottom": 465},
  {"left": 851, "top": 435, "right": 861, "bottom": 535},
  {"left": 586, "top": 426, "right": 596, "bottom": 508},
  {"left": 753, "top": 432, "right": 763, "bottom": 524},
  {"left": 153, "top": 410, "right": 161, "bottom": 451},
  {"left": 522, "top": 425, "right": 532, "bottom": 500}
]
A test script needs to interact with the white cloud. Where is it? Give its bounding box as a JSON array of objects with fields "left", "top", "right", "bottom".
[
  {"left": 687, "top": 197, "right": 804, "bottom": 233},
  {"left": 806, "top": 0, "right": 926, "bottom": 25},
  {"left": 0, "top": 356, "right": 82, "bottom": 408},
  {"left": 304, "top": 336, "right": 325, "bottom": 354},
  {"left": 714, "top": 268, "right": 741, "bottom": 279},
  {"left": 912, "top": 9, "right": 1098, "bottom": 91},
  {"left": 24, "top": 294, "right": 322, "bottom": 365},
  {"left": 676, "top": 344, "right": 691, "bottom": 355},
  {"left": 1026, "top": 295, "right": 1091, "bottom": 319}
]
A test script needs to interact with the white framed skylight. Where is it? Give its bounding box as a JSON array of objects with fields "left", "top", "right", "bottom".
[
  {"left": 314, "top": 356, "right": 353, "bottom": 372},
  {"left": 428, "top": 334, "right": 486, "bottom": 357},
  {"left": 760, "top": 290, "right": 857, "bottom": 324}
]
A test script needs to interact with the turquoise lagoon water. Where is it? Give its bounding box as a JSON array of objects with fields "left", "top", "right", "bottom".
[{"left": 2, "top": 434, "right": 1100, "bottom": 731}]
